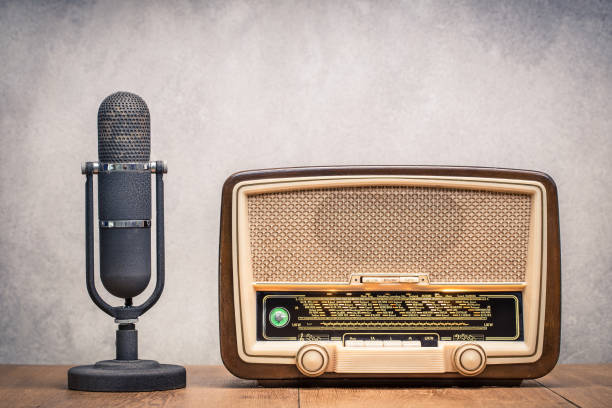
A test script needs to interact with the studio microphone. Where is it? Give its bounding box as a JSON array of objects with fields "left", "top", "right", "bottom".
[{"left": 68, "top": 92, "right": 185, "bottom": 392}]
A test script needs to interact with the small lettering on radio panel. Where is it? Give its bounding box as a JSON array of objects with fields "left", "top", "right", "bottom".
[{"left": 257, "top": 291, "right": 523, "bottom": 342}]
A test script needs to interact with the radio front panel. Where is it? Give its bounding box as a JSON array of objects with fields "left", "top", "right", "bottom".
[
  {"left": 219, "top": 167, "right": 560, "bottom": 380},
  {"left": 257, "top": 291, "right": 523, "bottom": 343}
]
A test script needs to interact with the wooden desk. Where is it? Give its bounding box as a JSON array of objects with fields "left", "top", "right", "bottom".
[{"left": 0, "top": 364, "right": 610, "bottom": 408}]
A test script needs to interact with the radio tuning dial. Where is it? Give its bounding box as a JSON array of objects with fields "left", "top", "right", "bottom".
[
  {"left": 454, "top": 344, "right": 486, "bottom": 376},
  {"left": 296, "top": 344, "right": 329, "bottom": 377}
]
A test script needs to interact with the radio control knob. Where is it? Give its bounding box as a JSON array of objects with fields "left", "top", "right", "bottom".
[
  {"left": 454, "top": 344, "right": 486, "bottom": 376},
  {"left": 296, "top": 344, "right": 329, "bottom": 377}
]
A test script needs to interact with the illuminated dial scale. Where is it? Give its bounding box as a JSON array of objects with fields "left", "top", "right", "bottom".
[{"left": 260, "top": 291, "right": 522, "bottom": 343}]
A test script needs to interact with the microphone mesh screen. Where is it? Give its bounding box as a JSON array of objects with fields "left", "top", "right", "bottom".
[
  {"left": 247, "top": 186, "right": 532, "bottom": 283},
  {"left": 98, "top": 92, "right": 150, "bottom": 162}
]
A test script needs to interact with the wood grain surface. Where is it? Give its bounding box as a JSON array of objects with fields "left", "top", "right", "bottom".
[
  {"left": 0, "top": 364, "right": 609, "bottom": 408},
  {"left": 299, "top": 380, "right": 569, "bottom": 408},
  {"left": 536, "top": 364, "right": 612, "bottom": 408}
]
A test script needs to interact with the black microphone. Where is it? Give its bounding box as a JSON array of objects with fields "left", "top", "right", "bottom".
[
  {"left": 68, "top": 91, "right": 185, "bottom": 392},
  {"left": 97, "top": 92, "right": 152, "bottom": 299}
]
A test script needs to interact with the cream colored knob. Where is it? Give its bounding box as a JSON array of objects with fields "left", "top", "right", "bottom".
[
  {"left": 461, "top": 349, "right": 482, "bottom": 371},
  {"left": 454, "top": 344, "right": 486, "bottom": 376},
  {"left": 296, "top": 344, "right": 329, "bottom": 377}
]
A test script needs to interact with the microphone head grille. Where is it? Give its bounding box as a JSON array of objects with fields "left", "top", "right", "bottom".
[{"left": 98, "top": 92, "right": 151, "bottom": 162}]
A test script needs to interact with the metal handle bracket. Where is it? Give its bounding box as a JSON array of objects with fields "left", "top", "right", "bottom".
[{"left": 82, "top": 160, "right": 167, "bottom": 320}]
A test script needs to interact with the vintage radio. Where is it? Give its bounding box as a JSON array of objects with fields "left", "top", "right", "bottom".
[{"left": 219, "top": 167, "right": 560, "bottom": 383}]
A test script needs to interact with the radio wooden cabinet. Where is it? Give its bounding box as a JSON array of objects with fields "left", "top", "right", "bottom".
[{"left": 219, "top": 167, "right": 561, "bottom": 383}]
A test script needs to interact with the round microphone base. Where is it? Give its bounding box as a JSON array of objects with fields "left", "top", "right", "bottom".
[{"left": 68, "top": 359, "right": 186, "bottom": 392}]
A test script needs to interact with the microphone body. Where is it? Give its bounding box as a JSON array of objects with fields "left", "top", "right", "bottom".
[{"left": 97, "top": 92, "right": 152, "bottom": 299}]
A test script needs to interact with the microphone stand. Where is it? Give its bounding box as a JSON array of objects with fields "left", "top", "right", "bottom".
[{"left": 68, "top": 161, "right": 186, "bottom": 392}]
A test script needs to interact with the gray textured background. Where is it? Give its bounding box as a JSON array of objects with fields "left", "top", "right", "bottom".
[{"left": 0, "top": 0, "right": 611, "bottom": 366}]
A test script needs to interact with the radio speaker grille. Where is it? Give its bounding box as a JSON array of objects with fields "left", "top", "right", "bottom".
[{"left": 247, "top": 186, "right": 532, "bottom": 283}]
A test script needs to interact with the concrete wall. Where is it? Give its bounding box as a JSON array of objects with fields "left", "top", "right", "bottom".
[{"left": 0, "top": 0, "right": 610, "bottom": 365}]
